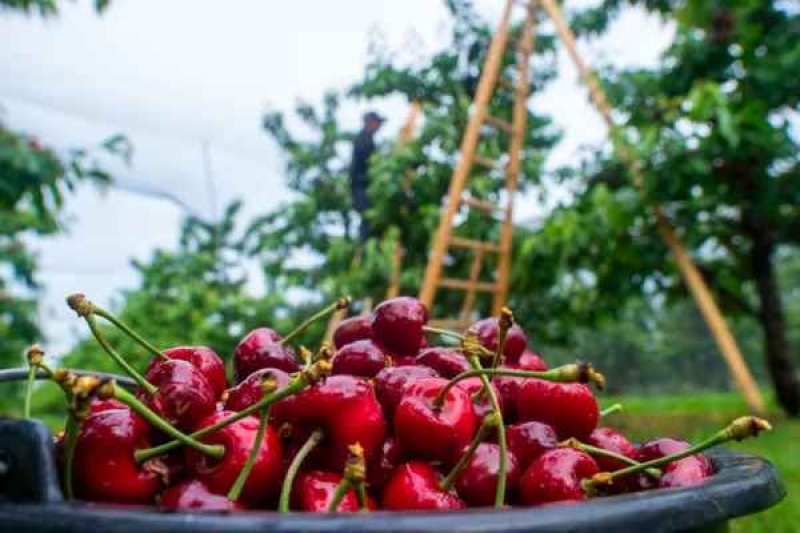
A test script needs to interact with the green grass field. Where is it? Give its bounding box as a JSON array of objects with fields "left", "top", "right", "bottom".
[{"left": 603, "top": 392, "right": 797, "bottom": 532}]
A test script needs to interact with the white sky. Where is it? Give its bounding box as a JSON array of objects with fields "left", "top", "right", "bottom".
[{"left": 0, "top": 0, "right": 673, "bottom": 355}]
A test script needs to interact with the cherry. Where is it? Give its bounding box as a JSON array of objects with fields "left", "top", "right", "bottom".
[
  {"left": 223, "top": 368, "right": 291, "bottom": 412},
  {"left": 152, "top": 346, "right": 228, "bottom": 399},
  {"left": 393, "top": 355, "right": 419, "bottom": 366},
  {"left": 331, "top": 339, "right": 389, "bottom": 378},
  {"left": 635, "top": 438, "right": 712, "bottom": 490},
  {"left": 370, "top": 297, "right": 428, "bottom": 356},
  {"left": 292, "top": 471, "right": 377, "bottom": 512},
  {"left": 373, "top": 365, "right": 439, "bottom": 420},
  {"left": 273, "top": 375, "right": 386, "bottom": 470},
  {"left": 455, "top": 376, "right": 503, "bottom": 422},
  {"left": 517, "top": 349, "right": 548, "bottom": 371},
  {"left": 586, "top": 427, "right": 637, "bottom": 472},
  {"left": 89, "top": 397, "right": 126, "bottom": 414},
  {"left": 233, "top": 327, "right": 299, "bottom": 382},
  {"left": 367, "top": 436, "right": 406, "bottom": 493},
  {"left": 416, "top": 347, "right": 470, "bottom": 378},
  {"left": 519, "top": 448, "right": 599, "bottom": 505},
  {"left": 73, "top": 408, "right": 160, "bottom": 504},
  {"left": 466, "top": 317, "right": 527, "bottom": 362},
  {"left": 144, "top": 359, "right": 216, "bottom": 431},
  {"left": 185, "top": 410, "right": 283, "bottom": 505},
  {"left": 394, "top": 377, "right": 476, "bottom": 464},
  {"left": 381, "top": 461, "right": 466, "bottom": 511},
  {"left": 517, "top": 380, "right": 599, "bottom": 440},
  {"left": 506, "top": 421, "right": 558, "bottom": 469},
  {"left": 159, "top": 479, "right": 246, "bottom": 511},
  {"left": 333, "top": 316, "right": 372, "bottom": 349},
  {"left": 454, "top": 442, "right": 520, "bottom": 507}
]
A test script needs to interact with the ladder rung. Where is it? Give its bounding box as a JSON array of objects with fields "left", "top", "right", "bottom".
[
  {"left": 462, "top": 196, "right": 503, "bottom": 214},
  {"left": 473, "top": 154, "right": 498, "bottom": 168},
  {"left": 449, "top": 236, "right": 501, "bottom": 253},
  {"left": 484, "top": 114, "right": 514, "bottom": 133},
  {"left": 439, "top": 278, "right": 497, "bottom": 293}
]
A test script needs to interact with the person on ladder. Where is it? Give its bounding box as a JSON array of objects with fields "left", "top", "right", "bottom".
[{"left": 349, "top": 110, "right": 385, "bottom": 243}]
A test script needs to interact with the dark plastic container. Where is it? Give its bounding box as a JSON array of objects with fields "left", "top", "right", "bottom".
[{"left": 0, "top": 417, "right": 785, "bottom": 533}]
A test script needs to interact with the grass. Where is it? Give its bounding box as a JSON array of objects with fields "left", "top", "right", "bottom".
[{"left": 602, "top": 392, "right": 797, "bottom": 532}]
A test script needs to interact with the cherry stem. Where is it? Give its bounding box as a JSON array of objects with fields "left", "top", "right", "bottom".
[
  {"left": 62, "top": 414, "right": 80, "bottom": 500},
  {"left": 434, "top": 363, "right": 604, "bottom": 408},
  {"left": 466, "top": 354, "right": 507, "bottom": 508},
  {"left": 585, "top": 416, "right": 772, "bottom": 489},
  {"left": 561, "top": 439, "right": 660, "bottom": 479},
  {"left": 326, "top": 478, "right": 353, "bottom": 513},
  {"left": 355, "top": 484, "right": 369, "bottom": 513},
  {"left": 490, "top": 307, "right": 514, "bottom": 371},
  {"left": 279, "top": 297, "right": 351, "bottom": 347},
  {"left": 112, "top": 385, "right": 224, "bottom": 459},
  {"left": 91, "top": 306, "right": 169, "bottom": 362},
  {"left": 227, "top": 406, "right": 271, "bottom": 502},
  {"left": 135, "top": 371, "right": 316, "bottom": 462},
  {"left": 23, "top": 365, "right": 36, "bottom": 419},
  {"left": 600, "top": 403, "right": 623, "bottom": 417},
  {"left": 328, "top": 443, "right": 368, "bottom": 512},
  {"left": 440, "top": 412, "right": 498, "bottom": 490},
  {"left": 85, "top": 315, "right": 157, "bottom": 395},
  {"left": 422, "top": 325, "right": 464, "bottom": 341},
  {"left": 278, "top": 429, "right": 324, "bottom": 512}
]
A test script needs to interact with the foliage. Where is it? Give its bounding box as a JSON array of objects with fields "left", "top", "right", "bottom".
[{"left": 0, "top": 0, "right": 109, "bottom": 17}]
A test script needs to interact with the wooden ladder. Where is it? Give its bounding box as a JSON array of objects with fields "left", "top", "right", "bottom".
[{"left": 419, "top": 0, "right": 537, "bottom": 329}]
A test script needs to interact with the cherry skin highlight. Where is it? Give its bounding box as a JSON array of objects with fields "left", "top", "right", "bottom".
[
  {"left": 586, "top": 427, "right": 637, "bottom": 472},
  {"left": 374, "top": 365, "right": 440, "bottom": 420},
  {"left": 332, "top": 315, "right": 372, "bottom": 349},
  {"left": 506, "top": 421, "right": 559, "bottom": 470},
  {"left": 332, "top": 339, "right": 389, "bottom": 378},
  {"left": 416, "top": 347, "right": 470, "bottom": 378},
  {"left": 144, "top": 359, "right": 216, "bottom": 432},
  {"left": 370, "top": 297, "right": 428, "bottom": 356},
  {"left": 519, "top": 448, "right": 599, "bottom": 506},
  {"left": 159, "top": 479, "right": 246, "bottom": 511},
  {"left": 153, "top": 346, "right": 228, "bottom": 399},
  {"left": 381, "top": 461, "right": 466, "bottom": 511},
  {"left": 292, "top": 471, "right": 377, "bottom": 512},
  {"left": 233, "top": 327, "right": 299, "bottom": 382}
]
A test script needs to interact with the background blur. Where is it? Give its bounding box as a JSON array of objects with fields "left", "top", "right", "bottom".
[{"left": 2, "top": 1, "right": 798, "bottom": 529}]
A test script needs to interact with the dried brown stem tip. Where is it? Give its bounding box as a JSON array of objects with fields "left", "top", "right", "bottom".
[
  {"left": 303, "top": 359, "right": 333, "bottom": 383},
  {"left": 724, "top": 416, "right": 772, "bottom": 441},
  {"left": 316, "top": 343, "right": 335, "bottom": 362},
  {"left": 344, "top": 442, "right": 367, "bottom": 483},
  {"left": 52, "top": 369, "right": 77, "bottom": 389},
  {"left": 298, "top": 346, "right": 313, "bottom": 366},
  {"left": 26, "top": 344, "right": 45, "bottom": 366},
  {"left": 66, "top": 293, "right": 95, "bottom": 317},
  {"left": 499, "top": 306, "right": 514, "bottom": 330},
  {"left": 336, "top": 296, "right": 352, "bottom": 310},
  {"left": 577, "top": 362, "right": 606, "bottom": 390},
  {"left": 261, "top": 375, "right": 279, "bottom": 395},
  {"left": 461, "top": 332, "right": 494, "bottom": 360}
]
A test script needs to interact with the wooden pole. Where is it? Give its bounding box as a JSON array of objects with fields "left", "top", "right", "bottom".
[
  {"left": 420, "top": 0, "right": 516, "bottom": 309},
  {"left": 537, "top": 0, "right": 765, "bottom": 414},
  {"left": 493, "top": 2, "right": 537, "bottom": 315}
]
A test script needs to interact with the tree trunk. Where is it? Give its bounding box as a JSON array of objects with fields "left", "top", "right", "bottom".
[{"left": 751, "top": 230, "right": 800, "bottom": 416}]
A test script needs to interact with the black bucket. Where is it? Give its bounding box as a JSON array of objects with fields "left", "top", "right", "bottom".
[{"left": 0, "top": 367, "right": 786, "bottom": 533}]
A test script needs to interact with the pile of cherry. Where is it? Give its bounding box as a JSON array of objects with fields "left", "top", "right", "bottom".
[{"left": 24, "top": 294, "right": 770, "bottom": 513}]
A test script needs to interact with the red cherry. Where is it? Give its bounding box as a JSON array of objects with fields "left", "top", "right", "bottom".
[
  {"left": 660, "top": 455, "right": 713, "bottom": 488},
  {"left": 160, "top": 479, "right": 246, "bottom": 511},
  {"left": 454, "top": 376, "right": 503, "bottom": 422},
  {"left": 586, "top": 427, "right": 637, "bottom": 472},
  {"left": 516, "top": 380, "right": 599, "bottom": 440},
  {"left": 392, "top": 355, "right": 419, "bottom": 366},
  {"left": 635, "top": 438, "right": 712, "bottom": 490},
  {"left": 233, "top": 327, "right": 299, "bottom": 382},
  {"left": 394, "top": 377, "right": 476, "bottom": 464},
  {"left": 492, "top": 353, "right": 548, "bottom": 423},
  {"left": 273, "top": 375, "right": 386, "bottom": 470},
  {"left": 144, "top": 359, "right": 216, "bottom": 431},
  {"left": 454, "top": 442, "right": 521, "bottom": 507},
  {"left": 333, "top": 316, "right": 372, "bottom": 349},
  {"left": 416, "top": 347, "right": 470, "bottom": 378},
  {"left": 373, "top": 365, "right": 439, "bottom": 420},
  {"left": 367, "top": 436, "right": 406, "bottom": 492},
  {"left": 519, "top": 448, "right": 599, "bottom": 505},
  {"left": 293, "top": 471, "right": 377, "bottom": 511},
  {"left": 88, "top": 397, "right": 126, "bottom": 414},
  {"left": 152, "top": 346, "right": 228, "bottom": 399},
  {"left": 73, "top": 408, "right": 160, "bottom": 504},
  {"left": 466, "top": 317, "right": 527, "bottom": 362},
  {"left": 185, "top": 410, "right": 283, "bottom": 505},
  {"left": 381, "top": 461, "right": 466, "bottom": 511},
  {"left": 506, "top": 421, "right": 558, "bottom": 469},
  {"left": 224, "top": 367, "right": 291, "bottom": 412},
  {"left": 517, "top": 349, "right": 548, "bottom": 371},
  {"left": 332, "top": 339, "right": 389, "bottom": 378},
  {"left": 370, "top": 297, "right": 428, "bottom": 356}
]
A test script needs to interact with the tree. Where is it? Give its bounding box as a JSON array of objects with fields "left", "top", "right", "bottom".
[
  {"left": 515, "top": 1, "right": 800, "bottom": 413},
  {"left": 251, "top": 0, "right": 560, "bottom": 320}
]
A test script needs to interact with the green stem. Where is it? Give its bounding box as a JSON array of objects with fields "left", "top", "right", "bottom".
[
  {"left": 422, "top": 326, "right": 464, "bottom": 342},
  {"left": 279, "top": 429, "right": 324, "bottom": 512},
  {"left": 227, "top": 406, "right": 270, "bottom": 502},
  {"left": 63, "top": 415, "right": 79, "bottom": 500},
  {"left": 466, "top": 354, "right": 507, "bottom": 508},
  {"left": 600, "top": 403, "right": 623, "bottom": 417},
  {"left": 566, "top": 440, "right": 659, "bottom": 478},
  {"left": 113, "top": 386, "right": 224, "bottom": 459},
  {"left": 24, "top": 365, "right": 37, "bottom": 418},
  {"left": 135, "top": 375, "right": 310, "bottom": 463},
  {"left": 85, "top": 315, "right": 156, "bottom": 395},
  {"left": 279, "top": 297, "right": 350, "bottom": 347},
  {"left": 92, "top": 307, "right": 168, "bottom": 362},
  {"left": 440, "top": 413, "right": 497, "bottom": 490},
  {"left": 326, "top": 478, "right": 353, "bottom": 512},
  {"left": 355, "top": 484, "right": 369, "bottom": 512}
]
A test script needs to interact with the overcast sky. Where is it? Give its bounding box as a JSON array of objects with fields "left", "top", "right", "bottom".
[{"left": 0, "top": 0, "right": 673, "bottom": 355}]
